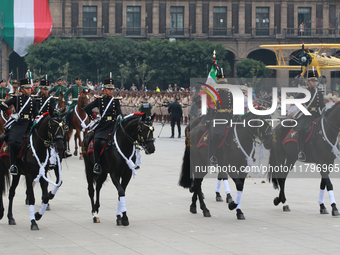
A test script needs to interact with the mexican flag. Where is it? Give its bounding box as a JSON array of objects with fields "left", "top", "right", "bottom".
[
  {"left": 199, "top": 64, "right": 219, "bottom": 109},
  {"left": 0, "top": 0, "right": 53, "bottom": 57}
]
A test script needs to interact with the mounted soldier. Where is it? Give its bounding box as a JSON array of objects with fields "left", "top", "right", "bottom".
[
  {"left": 0, "top": 78, "right": 38, "bottom": 175},
  {"left": 49, "top": 77, "right": 67, "bottom": 97},
  {"left": 35, "top": 79, "right": 56, "bottom": 114},
  {"left": 0, "top": 79, "right": 10, "bottom": 102},
  {"left": 84, "top": 78, "right": 122, "bottom": 174},
  {"left": 295, "top": 71, "right": 325, "bottom": 162},
  {"left": 209, "top": 73, "right": 233, "bottom": 165},
  {"left": 33, "top": 78, "right": 40, "bottom": 95}
]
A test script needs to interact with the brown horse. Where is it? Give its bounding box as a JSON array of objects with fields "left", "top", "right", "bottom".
[
  {"left": 55, "top": 92, "right": 67, "bottom": 114},
  {"left": 66, "top": 90, "right": 90, "bottom": 159}
]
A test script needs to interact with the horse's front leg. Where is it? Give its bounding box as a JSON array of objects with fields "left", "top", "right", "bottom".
[
  {"left": 92, "top": 173, "right": 107, "bottom": 223},
  {"left": 319, "top": 173, "right": 340, "bottom": 216},
  {"left": 74, "top": 129, "right": 79, "bottom": 156},
  {"left": 228, "top": 176, "right": 246, "bottom": 220},
  {"left": 25, "top": 175, "right": 39, "bottom": 230},
  {"left": 110, "top": 171, "right": 129, "bottom": 226},
  {"left": 195, "top": 178, "right": 210, "bottom": 217},
  {"left": 7, "top": 174, "right": 20, "bottom": 225}
]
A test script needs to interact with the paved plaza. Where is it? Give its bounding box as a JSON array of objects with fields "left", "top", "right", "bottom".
[{"left": 0, "top": 123, "right": 340, "bottom": 255}]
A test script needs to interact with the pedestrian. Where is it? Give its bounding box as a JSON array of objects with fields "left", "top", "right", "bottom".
[
  {"left": 300, "top": 21, "right": 304, "bottom": 36},
  {"left": 168, "top": 96, "right": 182, "bottom": 138}
]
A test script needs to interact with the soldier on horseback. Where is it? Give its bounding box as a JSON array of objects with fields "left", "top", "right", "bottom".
[
  {"left": 0, "top": 79, "right": 10, "bottom": 102},
  {"left": 296, "top": 71, "right": 325, "bottom": 162},
  {"left": 0, "top": 78, "right": 38, "bottom": 175},
  {"left": 49, "top": 77, "right": 67, "bottom": 97},
  {"left": 84, "top": 78, "right": 122, "bottom": 174},
  {"left": 210, "top": 73, "right": 233, "bottom": 165},
  {"left": 64, "top": 76, "right": 86, "bottom": 129}
]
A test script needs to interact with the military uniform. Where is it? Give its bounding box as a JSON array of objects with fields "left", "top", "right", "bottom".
[
  {"left": 168, "top": 97, "right": 182, "bottom": 138},
  {"left": 138, "top": 99, "right": 152, "bottom": 117},
  {"left": 49, "top": 84, "right": 67, "bottom": 97},
  {"left": 296, "top": 73, "right": 325, "bottom": 161},
  {"left": 36, "top": 79, "right": 56, "bottom": 114},
  {"left": 0, "top": 86, "right": 10, "bottom": 102},
  {"left": 84, "top": 78, "right": 122, "bottom": 174},
  {"left": 0, "top": 78, "right": 38, "bottom": 174}
]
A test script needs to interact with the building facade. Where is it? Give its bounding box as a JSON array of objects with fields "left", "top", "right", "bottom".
[{"left": 2, "top": 0, "right": 340, "bottom": 86}]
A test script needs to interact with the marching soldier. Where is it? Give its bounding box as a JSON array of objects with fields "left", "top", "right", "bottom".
[
  {"left": 84, "top": 78, "right": 122, "bottom": 174},
  {"left": 209, "top": 74, "right": 233, "bottom": 165},
  {"left": 49, "top": 77, "right": 67, "bottom": 97},
  {"left": 0, "top": 79, "right": 10, "bottom": 102},
  {"left": 0, "top": 78, "right": 38, "bottom": 175},
  {"left": 296, "top": 71, "right": 325, "bottom": 162}
]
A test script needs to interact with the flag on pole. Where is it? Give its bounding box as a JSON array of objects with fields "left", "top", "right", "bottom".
[
  {"left": 0, "top": 0, "right": 53, "bottom": 57},
  {"left": 200, "top": 61, "right": 219, "bottom": 109}
]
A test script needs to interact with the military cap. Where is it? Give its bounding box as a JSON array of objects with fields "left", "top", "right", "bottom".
[
  {"left": 75, "top": 76, "right": 81, "bottom": 80},
  {"left": 216, "top": 73, "right": 228, "bottom": 84},
  {"left": 56, "top": 77, "right": 63, "bottom": 82},
  {"left": 0, "top": 79, "right": 5, "bottom": 83},
  {"left": 20, "top": 78, "right": 32, "bottom": 88},
  {"left": 12, "top": 79, "right": 18, "bottom": 84},
  {"left": 33, "top": 78, "right": 39, "bottom": 83},
  {"left": 103, "top": 78, "right": 115, "bottom": 89},
  {"left": 308, "top": 71, "right": 318, "bottom": 81},
  {"left": 40, "top": 79, "right": 50, "bottom": 89}
]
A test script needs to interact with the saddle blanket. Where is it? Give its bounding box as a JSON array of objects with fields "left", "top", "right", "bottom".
[
  {"left": 0, "top": 137, "right": 27, "bottom": 158},
  {"left": 282, "top": 121, "right": 316, "bottom": 145},
  {"left": 196, "top": 128, "right": 229, "bottom": 148}
]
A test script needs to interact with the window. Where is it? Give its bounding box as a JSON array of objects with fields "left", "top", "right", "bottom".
[
  {"left": 298, "top": 7, "right": 311, "bottom": 36},
  {"left": 83, "top": 6, "right": 97, "bottom": 35},
  {"left": 256, "top": 7, "right": 269, "bottom": 36},
  {"left": 213, "top": 7, "right": 227, "bottom": 35},
  {"left": 170, "top": 6, "right": 184, "bottom": 35},
  {"left": 127, "top": 6, "right": 141, "bottom": 35}
]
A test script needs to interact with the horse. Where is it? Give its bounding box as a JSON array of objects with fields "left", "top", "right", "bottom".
[
  {"left": 66, "top": 90, "right": 90, "bottom": 159},
  {"left": 0, "top": 107, "right": 67, "bottom": 230},
  {"left": 56, "top": 91, "right": 67, "bottom": 114},
  {"left": 179, "top": 113, "right": 273, "bottom": 219},
  {"left": 267, "top": 102, "right": 340, "bottom": 216},
  {"left": 82, "top": 113, "right": 156, "bottom": 226}
]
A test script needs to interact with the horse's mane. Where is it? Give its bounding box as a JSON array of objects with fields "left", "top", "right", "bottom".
[
  {"left": 324, "top": 101, "right": 340, "bottom": 117},
  {"left": 121, "top": 113, "right": 145, "bottom": 125}
]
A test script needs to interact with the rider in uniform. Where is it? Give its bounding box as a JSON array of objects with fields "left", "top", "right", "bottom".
[
  {"left": 0, "top": 79, "right": 10, "bottom": 102},
  {"left": 49, "top": 77, "right": 67, "bottom": 97},
  {"left": 33, "top": 78, "right": 40, "bottom": 95},
  {"left": 0, "top": 78, "right": 38, "bottom": 175},
  {"left": 35, "top": 79, "right": 56, "bottom": 113},
  {"left": 296, "top": 71, "right": 325, "bottom": 161},
  {"left": 84, "top": 78, "right": 122, "bottom": 174},
  {"left": 209, "top": 73, "right": 233, "bottom": 165}
]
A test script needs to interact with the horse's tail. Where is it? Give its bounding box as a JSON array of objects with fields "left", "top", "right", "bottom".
[
  {"left": 267, "top": 148, "right": 279, "bottom": 190},
  {"left": 179, "top": 145, "right": 193, "bottom": 188}
]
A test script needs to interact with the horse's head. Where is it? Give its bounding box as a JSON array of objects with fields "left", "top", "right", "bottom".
[
  {"left": 78, "top": 89, "right": 91, "bottom": 108},
  {"left": 136, "top": 113, "right": 156, "bottom": 154},
  {"left": 244, "top": 113, "right": 273, "bottom": 150},
  {"left": 57, "top": 92, "right": 67, "bottom": 113}
]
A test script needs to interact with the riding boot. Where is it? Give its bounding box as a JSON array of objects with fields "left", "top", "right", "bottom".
[
  {"left": 298, "top": 129, "right": 306, "bottom": 162},
  {"left": 8, "top": 141, "right": 19, "bottom": 175},
  {"left": 93, "top": 139, "right": 104, "bottom": 174},
  {"left": 63, "top": 136, "right": 72, "bottom": 158}
]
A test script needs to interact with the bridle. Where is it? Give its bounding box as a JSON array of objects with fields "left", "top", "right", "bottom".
[{"left": 35, "top": 116, "right": 66, "bottom": 148}]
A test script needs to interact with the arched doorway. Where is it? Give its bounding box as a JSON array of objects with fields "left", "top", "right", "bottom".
[
  {"left": 247, "top": 49, "right": 276, "bottom": 78},
  {"left": 9, "top": 52, "right": 27, "bottom": 80},
  {"left": 225, "top": 51, "right": 235, "bottom": 78}
]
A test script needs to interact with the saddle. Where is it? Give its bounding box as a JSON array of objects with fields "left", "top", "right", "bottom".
[
  {"left": 0, "top": 131, "right": 30, "bottom": 159},
  {"left": 282, "top": 119, "right": 318, "bottom": 145},
  {"left": 196, "top": 127, "right": 229, "bottom": 149}
]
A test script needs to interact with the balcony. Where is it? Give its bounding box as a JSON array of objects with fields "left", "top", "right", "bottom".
[
  {"left": 50, "top": 27, "right": 105, "bottom": 38},
  {"left": 122, "top": 27, "right": 148, "bottom": 38},
  {"left": 165, "top": 27, "right": 192, "bottom": 38},
  {"left": 284, "top": 28, "right": 340, "bottom": 38},
  {"left": 208, "top": 27, "right": 234, "bottom": 38},
  {"left": 250, "top": 27, "right": 277, "bottom": 38}
]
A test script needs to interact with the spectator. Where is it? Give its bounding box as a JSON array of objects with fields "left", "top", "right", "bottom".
[
  {"left": 168, "top": 96, "right": 182, "bottom": 138},
  {"left": 130, "top": 83, "right": 137, "bottom": 91},
  {"left": 156, "top": 86, "right": 160, "bottom": 92}
]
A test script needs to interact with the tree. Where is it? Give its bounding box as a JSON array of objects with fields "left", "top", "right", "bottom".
[
  {"left": 116, "top": 61, "right": 131, "bottom": 89},
  {"left": 135, "top": 60, "right": 156, "bottom": 89},
  {"left": 235, "top": 58, "right": 272, "bottom": 90}
]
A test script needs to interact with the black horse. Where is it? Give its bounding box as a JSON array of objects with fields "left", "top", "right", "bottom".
[
  {"left": 268, "top": 103, "right": 340, "bottom": 216},
  {"left": 0, "top": 108, "right": 66, "bottom": 230},
  {"left": 179, "top": 113, "right": 272, "bottom": 219},
  {"left": 83, "top": 113, "right": 155, "bottom": 226}
]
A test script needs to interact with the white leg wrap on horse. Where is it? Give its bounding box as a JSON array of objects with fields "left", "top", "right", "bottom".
[
  {"left": 318, "top": 189, "right": 325, "bottom": 205},
  {"left": 236, "top": 202, "right": 241, "bottom": 210},
  {"left": 29, "top": 205, "right": 35, "bottom": 220},
  {"left": 223, "top": 180, "right": 231, "bottom": 195},
  {"left": 39, "top": 203, "right": 48, "bottom": 216},
  {"left": 52, "top": 186, "right": 59, "bottom": 195},
  {"left": 116, "top": 200, "right": 122, "bottom": 216},
  {"left": 328, "top": 190, "right": 336, "bottom": 205},
  {"left": 215, "top": 180, "right": 222, "bottom": 193},
  {"left": 119, "top": 196, "right": 127, "bottom": 213},
  {"left": 235, "top": 190, "right": 242, "bottom": 205}
]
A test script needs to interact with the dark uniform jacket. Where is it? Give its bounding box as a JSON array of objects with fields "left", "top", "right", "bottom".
[
  {"left": 84, "top": 95, "right": 122, "bottom": 140},
  {"left": 168, "top": 102, "right": 182, "bottom": 118},
  {"left": 35, "top": 94, "right": 56, "bottom": 114},
  {"left": 212, "top": 89, "right": 233, "bottom": 135},
  {"left": 0, "top": 95, "right": 38, "bottom": 143},
  {"left": 138, "top": 102, "right": 152, "bottom": 117}
]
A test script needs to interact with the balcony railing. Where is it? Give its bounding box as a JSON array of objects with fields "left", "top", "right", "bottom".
[
  {"left": 284, "top": 28, "right": 340, "bottom": 38},
  {"left": 122, "top": 27, "right": 148, "bottom": 38},
  {"left": 208, "top": 27, "right": 234, "bottom": 38},
  {"left": 50, "top": 27, "right": 105, "bottom": 38},
  {"left": 250, "top": 27, "right": 277, "bottom": 38},
  {"left": 165, "top": 27, "right": 192, "bottom": 38}
]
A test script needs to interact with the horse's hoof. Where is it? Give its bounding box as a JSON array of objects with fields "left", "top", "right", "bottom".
[
  {"left": 46, "top": 204, "right": 50, "bottom": 211},
  {"left": 226, "top": 194, "right": 233, "bottom": 204},
  {"left": 79, "top": 156, "right": 83, "bottom": 160},
  {"left": 190, "top": 205, "right": 197, "bottom": 214},
  {"left": 273, "top": 197, "right": 281, "bottom": 206},
  {"left": 30, "top": 220, "right": 39, "bottom": 230},
  {"left": 216, "top": 192, "right": 223, "bottom": 202},
  {"left": 122, "top": 216, "right": 129, "bottom": 226},
  {"left": 331, "top": 203, "right": 340, "bottom": 216},
  {"left": 236, "top": 209, "right": 245, "bottom": 220},
  {"left": 35, "top": 212, "right": 42, "bottom": 221},
  {"left": 116, "top": 215, "right": 122, "bottom": 226},
  {"left": 73, "top": 152, "right": 77, "bottom": 156},
  {"left": 203, "top": 210, "right": 211, "bottom": 217},
  {"left": 93, "top": 217, "right": 100, "bottom": 223},
  {"left": 283, "top": 205, "right": 291, "bottom": 212},
  {"left": 8, "top": 218, "right": 16, "bottom": 225},
  {"left": 228, "top": 201, "right": 237, "bottom": 211},
  {"left": 320, "top": 204, "right": 329, "bottom": 214}
]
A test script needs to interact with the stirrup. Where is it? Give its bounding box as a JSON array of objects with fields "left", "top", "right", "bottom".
[
  {"left": 298, "top": 151, "right": 306, "bottom": 162},
  {"left": 9, "top": 165, "right": 18, "bottom": 176},
  {"left": 93, "top": 163, "right": 102, "bottom": 174}
]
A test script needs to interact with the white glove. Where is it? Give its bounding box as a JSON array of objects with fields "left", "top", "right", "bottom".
[
  {"left": 96, "top": 115, "right": 101, "bottom": 121},
  {"left": 11, "top": 113, "right": 19, "bottom": 121}
]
